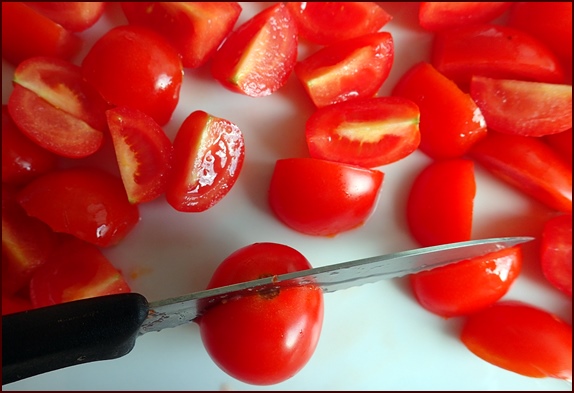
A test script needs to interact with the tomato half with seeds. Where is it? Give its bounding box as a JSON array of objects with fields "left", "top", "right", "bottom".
[
  {"left": 166, "top": 110, "right": 245, "bottom": 212},
  {"left": 540, "top": 213, "right": 572, "bottom": 297},
  {"left": 198, "top": 242, "right": 324, "bottom": 385},
  {"left": 305, "top": 96, "right": 420, "bottom": 167}
]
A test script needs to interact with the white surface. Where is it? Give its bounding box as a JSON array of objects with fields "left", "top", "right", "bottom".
[{"left": 3, "top": 2, "right": 571, "bottom": 391}]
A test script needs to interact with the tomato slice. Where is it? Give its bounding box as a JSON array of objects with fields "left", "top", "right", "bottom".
[
  {"left": 460, "top": 301, "right": 572, "bottom": 380},
  {"left": 305, "top": 96, "right": 420, "bottom": 167},
  {"left": 407, "top": 159, "right": 475, "bottom": 247},
  {"left": 24, "top": 2, "right": 107, "bottom": 32},
  {"left": 469, "top": 131, "right": 572, "bottom": 213},
  {"left": 418, "top": 2, "right": 512, "bottom": 31},
  {"left": 294, "top": 32, "right": 394, "bottom": 108},
  {"left": 268, "top": 157, "right": 384, "bottom": 237},
  {"left": 470, "top": 76, "right": 572, "bottom": 137},
  {"left": 29, "top": 236, "right": 131, "bottom": 308},
  {"left": 286, "top": 2, "right": 392, "bottom": 45},
  {"left": 392, "top": 62, "right": 487, "bottom": 160},
  {"left": 540, "top": 213, "right": 572, "bottom": 297},
  {"left": 1, "top": 2, "right": 82, "bottom": 66},
  {"left": 432, "top": 24, "right": 566, "bottom": 89},
  {"left": 121, "top": 2, "right": 242, "bottom": 69},
  {"left": 8, "top": 56, "right": 108, "bottom": 158},
  {"left": 410, "top": 246, "right": 522, "bottom": 318},
  {"left": 106, "top": 106, "right": 173, "bottom": 204},
  {"left": 17, "top": 167, "right": 140, "bottom": 248},
  {"left": 198, "top": 242, "right": 324, "bottom": 385},
  {"left": 210, "top": 2, "right": 298, "bottom": 97},
  {"left": 166, "top": 110, "right": 245, "bottom": 212},
  {"left": 2, "top": 105, "right": 58, "bottom": 185}
]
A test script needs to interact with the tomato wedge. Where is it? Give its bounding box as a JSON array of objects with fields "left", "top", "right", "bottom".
[
  {"left": 540, "top": 213, "right": 572, "bottom": 297},
  {"left": 544, "top": 129, "right": 572, "bottom": 166},
  {"left": 418, "top": 2, "right": 512, "bottom": 31},
  {"left": 106, "top": 106, "right": 173, "bottom": 204},
  {"left": 305, "top": 96, "right": 420, "bottom": 167},
  {"left": 286, "top": 2, "right": 392, "bottom": 45},
  {"left": 25, "top": 2, "right": 107, "bottom": 32},
  {"left": 294, "top": 32, "right": 394, "bottom": 108},
  {"left": 210, "top": 2, "right": 298, "bottom": 97}
]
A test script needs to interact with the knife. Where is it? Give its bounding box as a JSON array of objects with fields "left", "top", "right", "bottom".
[{"left": 2, "top": 236, "right": 532, "bottom": 385}]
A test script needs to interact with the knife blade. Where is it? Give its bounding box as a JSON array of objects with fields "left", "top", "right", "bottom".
[{"left": 2, "top": 236, "right": 532, "bottom": 385}]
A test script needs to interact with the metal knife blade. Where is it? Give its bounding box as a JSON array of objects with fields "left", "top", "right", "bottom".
[{"left": 141, "top": 236, "right": 532, "bottom": 334}]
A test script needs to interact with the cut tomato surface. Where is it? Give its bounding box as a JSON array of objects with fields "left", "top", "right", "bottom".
[
  {"left": 540, "top": 213, "right": 572, "bottom": 297},
  {"left": 418, "top": 2, "right": 512, "bottom": 31}
]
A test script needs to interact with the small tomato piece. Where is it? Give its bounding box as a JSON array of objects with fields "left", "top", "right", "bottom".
[
  {"left": 540, "top": 213, "right": 572, "bottom": 297},
  {"left": 418, "top": 2, "right": 512, "bottom": 31},
  {"left": 24, "top": 2, "right": 107, "bottom": 32}
]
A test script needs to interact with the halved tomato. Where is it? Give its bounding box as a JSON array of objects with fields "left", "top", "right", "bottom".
[
  {"left": 24, "top": 2, "right": 107, "bottom": 32},
  {"left": 418, "top": 2, "right": 512, "bottom": 31}
]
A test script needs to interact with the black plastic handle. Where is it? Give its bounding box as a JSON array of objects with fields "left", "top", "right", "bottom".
[{"left": 2, "top": 292, "right": 149, "bottom": 385}]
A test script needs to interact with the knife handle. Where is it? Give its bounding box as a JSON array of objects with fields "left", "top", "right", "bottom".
[{"left": 2, "top": 293, "right": 149, "bottom": 385}]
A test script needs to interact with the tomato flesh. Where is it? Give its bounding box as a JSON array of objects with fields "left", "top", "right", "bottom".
[
  {"left": 418, "top": 2, "right": 512, "bottom": 31},
  {"left": 25, "top": 2, "right": 107, "bottom": 32},
  {"left": 540, "top": 213, "right": 572, "bottom": 297}
]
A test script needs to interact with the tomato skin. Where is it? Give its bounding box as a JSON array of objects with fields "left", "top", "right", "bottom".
[
  {"left": 418, "top": 2, "right": 512, "bottom": 31},
  {"left": 294, "top": 32, "right": 394, "bottom": 108},
  {"left": 121, "top": 2, "right": 242, "bottom": 69},
  {"left": 106, "top": 106, "right": 173, "bottom": 204},
  {"left": 198, "top": 242, "right": 324, "bottom": 385},
  {"left": 1, "top": 2, "right": 82, "bottom": 66},
  {"left": 24, "top": 2, "right": 107, "bottom": 32},
  {"left": 410, "top": 246, "right": 522, "bottom": 318},
  {"left": 392, "top": 62, "right": 487, "bottom": 160},
  {"left": 286, "top": 2, "right": 392, "bottom": 45},
  {"left": 407, "top": 159, "right": 475, "bottom": 247},
  {"left": 470, "top": 76, "right": 572, "bottom": 137},
  {"left": 540, "top": 214, "right": 572, "bottom": 297},
  {"left": 210, "top": 2, "right": 298, "bottom": 97},
  {"left": 17, "top": 167, "right": 140, "bottom": 248},
  {"left": 305, "top": 96, "right": 420, "bottom": 167},
  {"left": 2, "top": 105, "right": 58, "bottom": 185},
  {"left": 166, "top": 110, "right": 245, "bottom": 212},
  {"left": 268, "top": 157, "right": 383, "bottom": 237},
  {"left": 544, "top": 129, "right": 573, "bottom": 167},
  {"left": 2, "top": 294, "right": 34, "bottom": 315},
  {"left": 460, "top": 301, "right": 572, "bottom": 380},
  {"left": 469, "top": 131, "right": 572, "bottom": 213},
  {"left": 81, "top": 25, "right": 183, "bottom": 126}
]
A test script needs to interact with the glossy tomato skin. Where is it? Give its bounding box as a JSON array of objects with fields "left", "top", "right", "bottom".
[
  {"left": 461, "top": 301, "right": 572, "bottom": 380},
  {"left": 410, "top": 246, "right": 522, "bottom": 318},
  {"left": 305, "top": 96, "right": 420, "bottom": 167},
  {"left": 24, "top": 2, "right": 107, "bottom": 32},
  {"left": 198, "top": 242, "right": 324, "bottom": 385},
  {"left": 81, "top": 25, "right": 183, "bottom": 126},
  {"left": 286, "top": 2, "right": 392, "bottom": 45},
  {"left": 392, "top": 62, "right": 487, "bottom": 160},
  {"left": 210, "top": 2, "right": 298, "bottom": 97},
  {"left": 295, "top": 32, "right": 394, "bottom": 108},
  {"left": 268, "top": 157, "right": 384, "bottom": 236},
  {"left": 469, "top": 131, "right": 572, "bottom": 213},
  {"left": 121, "top": 2, "right": 241, "bottom": 69},
  {"left": 17, "top": 167, "right": 140, "bottom": 248},
  {"left": 418, "top": 2, "right": 512, "bottom": 31},
  {"left": 540, "top": 213, "right": 572, "bottom": 297},
  {"left": 407, "top": 159, "right": 475, "bottom": 247},
  {"left": 166, "top": 110, "right": 245, "bottom": 212}
]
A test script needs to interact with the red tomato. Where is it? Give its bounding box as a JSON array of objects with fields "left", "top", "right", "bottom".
[
  {"left": 24, "top": 2, "right": 107, "bottom": 32},
  {"left": 469, "top": 131, "right": 572, "bottom": 213},
  {"left": 410, "top": 246, "right": 522, "bottom": 318},
  {"left": 120, "top": 2, "right": 242, "bottom": 69},
  {"left": 407, "top": 159, "right": 475, "bottom": 247},
  {"left": 418, "top": 2, "right": 512, "bottom": 31},
  {"left": 106, "top": 106, "right": 173, "bottom": 204},
  {"left": 432, "top": 24, "right": 566, "bottom": 90},
  {"left": 460, "top": 301, "right": 572, "bottom": 380},
  {"left": 166, "top": 110, "right": 245, "bottom": 212},
  {"left": 17, "top": 167, "right": 140, "bottom": 248},
  {"left": 2, "top": 294, "right": 34, "bottom": 315},
  {"left": 210, "top": 2, "right": 298, "bottom": 97},
  {"left": 29, "top": 236, "right": 131, "bottom": 308},
  {"left": 8, "top": 56, "right": 108, "bottom": 158},
  {"left": 286, "top": 2, "right": 392, "bottom": 45},
  {"left": 2, "top": 185, "right": 59, "bottom": 296},
  {"left": 268, "top": 157, "right": 384, "bottom": 236},
  {"left": 2, "top": 105, "right": 58, "bottom": 185},
  {"left": 544, "top": 129, "right": 573, "bottom": 166},
  {"left": 1, "top": 2, "right": 82, "bottom": 66},
  {"left": 392, "top": 62, "right": 487, "bottom": 160},
  {"left": 305, "top": 96, "right": 420, "bottom": 167},
  {"left": 470, "top": 76, "right": 572, "bottom": 137},
  {"left": 198, "top": 242, "right": 324, "bottom": 385},
  {"left": 294, "top": 32, "right": 394, "bottom": 108},
  {"left": 540, "top": 213, "right": 572, "bottom": 297},
  {"left": 81, "top": 25, "right": 183, "bottom": 126}
]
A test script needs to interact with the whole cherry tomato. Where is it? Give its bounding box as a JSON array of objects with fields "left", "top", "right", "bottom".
[
  {"left": 198, "top": 242, "right": 324, "bottom": 385},
  {"left": 540, "top": 213, "right": 572, "bottom": 297}
]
